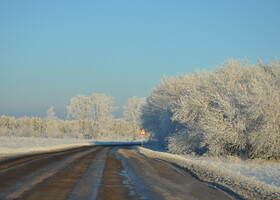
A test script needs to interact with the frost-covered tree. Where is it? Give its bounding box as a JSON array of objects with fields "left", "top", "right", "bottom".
[
  {"left": 89, "top": 94, "right": 117, "bottom": 138},
  {"left": 171, "top": 59, "right": 280, "bottom": 158},
  {"left": 67, "top": 93, "right": 116, "bottom": 139},
  {"left": 123, "top": 96, "right": 146, "bottom": 140},
  {"left": 143, "top": 58, "right": 280, "bottom": 159},
  {"left": 0, "top": 116, "right": 17, "bottom": 136},
  {"left": 0, "top": 94, "right": 121, "bottom": 139},
  {"left": 46, "top": 106, "right": 57, "bottom": 138},
  {"left": 67, "top": 95, "right": 92, "bottom": 138},
  {"left": 141, "top": 75, "right": 189, "bottom": 147},
  {"left": 57, "top": 120, "right": 65, "bottom": 139},
  {"left": 248, "top": 60, "right": 280, "bottom": 159},
  {"left": 0, "top": 115, "right": 46, "bottom": 137},
  {"left": 111, "top": 118, "right": 133, "bottom": 137}
]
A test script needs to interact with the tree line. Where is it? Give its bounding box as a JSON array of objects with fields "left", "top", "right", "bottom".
[{"left": 0, "top": 95, "right": 146, "bottom": 140}]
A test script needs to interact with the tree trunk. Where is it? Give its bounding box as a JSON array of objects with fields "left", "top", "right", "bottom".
[{"left": 133, "top": 128, "right": 136, "bottom": 141}]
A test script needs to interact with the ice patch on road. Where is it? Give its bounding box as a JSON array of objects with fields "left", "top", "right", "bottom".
[{"left": 119, "top": 169, "right": 136, "bottom": 197}]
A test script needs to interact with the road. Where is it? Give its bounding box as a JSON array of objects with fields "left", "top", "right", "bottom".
[{"left": 0, "top": 145, "right": 237, "bottom": 200}]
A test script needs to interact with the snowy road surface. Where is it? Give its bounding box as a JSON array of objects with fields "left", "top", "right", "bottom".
[{"left": 0, "top": 146, "right": 237, "bottom": 200}]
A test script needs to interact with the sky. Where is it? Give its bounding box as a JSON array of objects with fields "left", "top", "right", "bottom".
[{"left": 0, "top": 0, "right": 280, "bottom": 119}]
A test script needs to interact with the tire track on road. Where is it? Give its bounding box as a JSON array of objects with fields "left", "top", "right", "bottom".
[
  {"left": 0, "top": 146, "right": 92, "bottom": 195},
  {"left": 118, "top": 148, "right": 237, "bottom": 200},
  {"left": 0, "top": 146, "right": 90, "bottom": 172},
  {"left": 0, "top": 146, "right": 237, "bottom": 200},
  {"left": 0, "top": 146, "right": 100, "bottom": 200},
  {"left": 68, "top": 146, "right": 110, "bottom": 200},
  {"left": 96, "top": 149, "right": 139, "bottom": 200}
]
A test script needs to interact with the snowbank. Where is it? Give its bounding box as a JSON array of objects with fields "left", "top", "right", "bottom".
[
  {"left": 137, "top": 146, "right": 280, "bottom": 200},
  {"left": 186, "top": 155, "right": 280, "bottom": 188}
]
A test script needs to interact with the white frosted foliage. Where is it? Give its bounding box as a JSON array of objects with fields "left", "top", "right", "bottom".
[
  {"left": 123, "top": 96, "right": 146, "bottom": 140},
  {"left": 142, "top": 58, "right": 280, "bottom": 159},
  {"left": 46, "top": 106, "right": 57, "bottom": 138}
]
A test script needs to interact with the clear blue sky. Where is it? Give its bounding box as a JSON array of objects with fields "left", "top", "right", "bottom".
[{"left": 1, "top": 0, "right": 280, "bottom": 119}]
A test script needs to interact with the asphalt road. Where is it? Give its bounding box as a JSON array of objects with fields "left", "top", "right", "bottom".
[{"left": 0, "top": 146, "right": 237, "bottom": 200}]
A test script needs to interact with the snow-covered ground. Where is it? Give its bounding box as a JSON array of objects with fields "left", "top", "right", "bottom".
[
  {"left": 137, "top": 146, "right": 280, "bottom": 200},
  {"left": 0, "top": 136, "right": 93, "bottom": 159},
  {"left": 0, "top": 136, "right": 141, "bottom": 160},
  {"left": 186, "top": 155, "right": 280, "bottom": 188}
]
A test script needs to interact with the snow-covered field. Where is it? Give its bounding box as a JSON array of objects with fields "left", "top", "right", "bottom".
[
  {"left": 0, "top": 136, "right": 140, "bottom": 160},
  {"left": 137, "top": 146, "right": 280, "bottom": 199},
  {"left": 0, "top": 136, "right": 93, "bottom": 159}
]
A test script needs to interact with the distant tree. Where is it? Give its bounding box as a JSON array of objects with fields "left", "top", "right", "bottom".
[
  {"left": 0, "top": 116, "right": 17, "bottom": 136},
  {"left": 67, "top": 94, "right": 117, "bottom": 139},
  {"left": 46, "top": 106, "right": 57, "bottom": 138},
  {"left": 123, "top": 96, "right": 146, "bottom": 140},
  {"left": 67, "top": 95, "right": 92, "bottom": 138},
  {"left": 39, "top": 118, "right": 47, "bottom": 137},
  {"left": 89, "top": 94, "right": 117, "bottom": 138},
  {"left": 111, "top": 118, "right": 132, "bottom": 137},
  {"left": 57, "top": 120, "right": 65, "bottom": 139}
]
